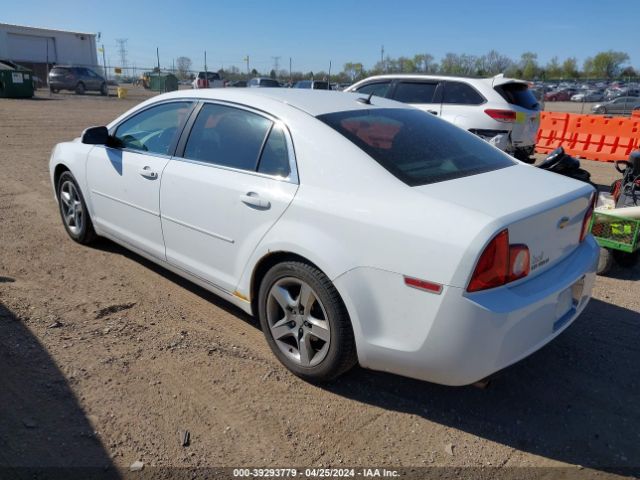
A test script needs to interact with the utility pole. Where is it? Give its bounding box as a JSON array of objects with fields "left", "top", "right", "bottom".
[
  {"left": 115, "top": 38, "right": 128, "bottom": 77},
  {"left": 328, "top": 60, "right": 331, "bottom": 84},
  {"left": 101, "top": 44, "right": 108, "bottom": 83},
  {"left": 204, "top": 50, "right": 207, "bottom": 73},
  {"left": 245, "top": 55, "right": 250, "bottom": 75},
  {"left": 156, "top": 47, "right": 161, "bottom": 91},
  {"left": 381, "top": 45, "right": 385, "bottom": 72},
  {"left": 289, "top": 57, "right": 292, "bottom": 84}
]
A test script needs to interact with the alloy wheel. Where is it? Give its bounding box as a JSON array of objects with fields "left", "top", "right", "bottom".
[
  {"left": 59, "top": 180, "right": 84, "bottom": 235},
  {"left": 266, "top": 277, "right": 331, "bottom": 367}
]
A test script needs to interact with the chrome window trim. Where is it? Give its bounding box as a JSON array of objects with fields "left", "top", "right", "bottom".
[{"left": 173, "top": 99, "right": 299, "bottom": 185}]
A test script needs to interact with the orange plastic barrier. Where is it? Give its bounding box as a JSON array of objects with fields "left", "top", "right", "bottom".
[{"left": 536, "top": 112, "right": 640, "bottom": 162}]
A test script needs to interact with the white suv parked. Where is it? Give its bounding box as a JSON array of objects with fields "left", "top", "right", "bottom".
[{"left": 346, "top": 74, "right": 540, "bottom": 161}]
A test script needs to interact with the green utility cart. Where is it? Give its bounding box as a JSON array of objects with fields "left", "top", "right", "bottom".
[
  {"left": 590, "top": 211, "right": 640, "bottom": 275},
  {"left": 0, "top": 60, "right": 35, "bottom": 98}
]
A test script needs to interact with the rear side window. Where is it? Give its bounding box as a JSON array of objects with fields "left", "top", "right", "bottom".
[
  {"left": 494, "top": 83, "right": 540, "bottom": 110},
  {"left": 355, "top": 82, "right": 391, "bottom": 98},
  {"left": 317, "top": 108, "right": 515, "bottom": 186},
  {"left": 258, "top": 124, "right": 291, "bottom": 177},
  {"left": 184, "top": 104, "right": 273, "bottom": 171},
  {"left": 442, "top": 82, "right": 485, "bottom": 105},
  {"left": 51, "top": 67, "right": 70, "bottom": 75},
  {"left": 393, "top": 82, "right": 438, "bottom": 104}
]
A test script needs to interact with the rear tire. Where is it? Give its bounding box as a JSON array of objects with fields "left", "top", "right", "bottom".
[
  {"left": 100, "top": 82, "right": 108, "bottom": 96},
  {"left": 257, "top": 261, "right": 357, "bottom": 382},
  {"left": 75, "top": 82, "right": 85, "bottom": 95},
  {"left": 56, "top": 171, "right": 96, "bottom": 244},
  {"left": 50, "top": 87, "right": 59, "bottom": 93},
  {"left": 596, "top": 247, "right": 614, "bottom": 276},
  {"left": 612, "top": 250, "right": 639, "bottom": 268}
]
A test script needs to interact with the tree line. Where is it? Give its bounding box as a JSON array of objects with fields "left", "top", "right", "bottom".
[{"left": 172, "top": 50, "right": 635, "bottom": 84}]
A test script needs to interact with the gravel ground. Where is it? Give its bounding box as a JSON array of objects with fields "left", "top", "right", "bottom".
[{"left": 0, "top": 87, "right": 638, "bottom": 479}]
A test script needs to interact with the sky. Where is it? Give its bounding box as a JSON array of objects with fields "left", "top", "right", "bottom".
[{"left": 3, "top": 0, "right": 639, "bottom": 74}]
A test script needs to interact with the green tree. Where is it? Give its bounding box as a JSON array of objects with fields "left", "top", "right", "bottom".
[
  {"left": 562, "top": 57, "right": 579, "bottom": 79},
  {"left": 520, "top": 52, "right": 539, "bottom": 79},
  {"left": 590, "top": 50, "right": 630, "bottom": 78},
  {"left": 343, "top": 62, "right": 364, "bottom": 81},
  {"left": 546, "top": 56, "right": 562, "bottom": 79}
]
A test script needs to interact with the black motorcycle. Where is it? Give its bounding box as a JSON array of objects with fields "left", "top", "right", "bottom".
[{"left": 536, "top": 147, "right": 592, "bottom": 185}]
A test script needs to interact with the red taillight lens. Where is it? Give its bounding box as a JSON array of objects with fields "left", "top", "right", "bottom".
[
  {"left": 580, "top": 194, "right": 596, "bottom": 242},
  {"left": 468, "top": 231, "right": 531, "bottom": 292},
  {"left": 404, "top": 276, "right": 443, "bottom": 295},
  {"left": 508, "top": 245, "right": 530, "bottom": 281},
  {"left": 467, "top": 229, "right": 510, "bottom": 292},
  {"left": 485, "top": 109, "right": 516, "bottom": 122}
]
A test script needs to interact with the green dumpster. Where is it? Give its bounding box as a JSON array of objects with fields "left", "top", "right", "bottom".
[
  {"left": 148, "top": 72, "right": 178, "bottom": 92},
  {"left": 0, "top": 60, "right": 35, "bottom": 98}
]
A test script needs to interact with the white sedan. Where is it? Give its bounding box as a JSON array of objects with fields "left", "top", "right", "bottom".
[{"left": 49, "top": 89, "right": 598, "bottom": 385}]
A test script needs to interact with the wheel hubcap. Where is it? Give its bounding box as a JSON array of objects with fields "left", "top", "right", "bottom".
[
  {"left": 266, "top": 278, "right": 330, "bottom": 367},
  {"left": 60, "top": 180, "right": 83, "bottom": 235}
]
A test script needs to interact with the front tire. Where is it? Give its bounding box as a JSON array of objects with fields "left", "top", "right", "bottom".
[
  {"left": 57, "top": 171, "right": 96, "bottom": 244},
  {"left": 75, "top": 82, "right": 85, "bottom": 95},
  {"left": 100, "top": 82, "right": 108, "bottom": 96},
  {"left": 258, "top": 261, "right": 357, "bottom": 382}
]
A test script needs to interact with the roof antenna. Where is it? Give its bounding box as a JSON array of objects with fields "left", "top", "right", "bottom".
[{"left": 357, "top": 91, "right": 375, "bottom": 105}]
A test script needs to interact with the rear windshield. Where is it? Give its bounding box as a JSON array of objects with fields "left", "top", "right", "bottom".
[
  {"left": 312, "top": 81, "right": 330, "bottom": 90},
  {"left": 198, "top": 72, "right": 220, "bottom": 80},
  {"left": 494, "top": 83, "right": 540, "bottom": 110},
  {"left": 317, "top": 108, "right": 515, "bottom": 186}
]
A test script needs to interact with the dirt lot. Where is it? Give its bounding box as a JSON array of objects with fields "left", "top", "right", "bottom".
[{"left": 0, "top": 88, "right": 639, "bottom": 479}]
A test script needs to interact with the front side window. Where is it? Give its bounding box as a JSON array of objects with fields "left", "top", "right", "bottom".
[
  {"left": 183, "top": 104, "right": 273, "bottom": 171},
  {"left": 114, "top": 101, "right": 193, "bottom": 155},
  {"left": 355, "top": 82, "right": 391, "bottom": 98},
  {"left": 393, "top": 82, "right": 438, "bottom": 104},
  {"left": 317, "top": 108, "right": 515, "bottom": 186},
  {"left": 442, "top": 82, "right": 485, "bottom": 105}
]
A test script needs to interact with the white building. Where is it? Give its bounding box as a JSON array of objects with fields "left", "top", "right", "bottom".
[{"left": 0, "top": 23, "right": 98, "bottom": 78}]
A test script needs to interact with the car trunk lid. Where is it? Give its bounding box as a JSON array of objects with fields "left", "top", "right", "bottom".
[{"left": 413, "top": 164, "right": 593, "bottom": 282}]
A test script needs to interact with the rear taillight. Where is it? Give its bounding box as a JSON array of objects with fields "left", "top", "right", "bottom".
[
  {"left": 468, "top": 229, "right": 509, "bottom": 292},
  {"left": 580, "top": 194, "right": 596, "bottom": 242},
  {"left": 467, "top": 230, "right": 531, "bottom": 292},
  {"left": 485, "top": 109, "right": 516, "bottom": 122}
]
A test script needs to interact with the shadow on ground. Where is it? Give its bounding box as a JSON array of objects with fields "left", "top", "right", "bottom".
[
  {"left": 330, "top": 297, "right": 640, "bottom": 477},
  {"left": 0, "top": 303, "right": 120, "bottom": 479},
  {"left": 92, "top": 238, "right": 639, "bottom": 476}
]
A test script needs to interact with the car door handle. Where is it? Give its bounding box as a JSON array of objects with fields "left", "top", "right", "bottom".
[
  {"left": 139, "top": 166, "right": 158, "bottom": 179},
  {"left": 427, "top": 110, "right": 438, "bottom": 115},
  {"left": 240, "top": 192, "right": 270, "bottom": 209}
]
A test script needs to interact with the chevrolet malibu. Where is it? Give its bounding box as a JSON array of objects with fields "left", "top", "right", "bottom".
[{"left": 49, "top": 89, "right": 599, "bottom": 385}]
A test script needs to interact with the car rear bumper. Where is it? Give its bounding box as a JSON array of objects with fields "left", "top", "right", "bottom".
[{"left": 334, "top": 236, "right": 599, "bottom": 386}]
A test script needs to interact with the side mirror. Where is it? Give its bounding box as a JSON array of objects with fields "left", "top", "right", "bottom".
[{"left": 81, "top": 126, "right": 109, "bottom": 145}]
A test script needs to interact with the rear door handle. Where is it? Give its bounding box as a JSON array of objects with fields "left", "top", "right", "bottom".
[
  {"left": 427, "top": 110, "right": 438, "bottom": 115},
  {"left": 139, "top": 166, "right": 158, "bottom": 179},
  {"left": 240, "top": 192, "right": 270, "bottom": 209}
]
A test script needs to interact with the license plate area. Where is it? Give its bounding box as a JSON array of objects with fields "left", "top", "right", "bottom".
[{"left": 553, "top": 276, "right": 585, "bottom": 332}]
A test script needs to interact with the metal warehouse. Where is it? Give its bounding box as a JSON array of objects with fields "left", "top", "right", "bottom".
[{"left": 0, "top": 23, "right": 98, "bottom": 79}]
